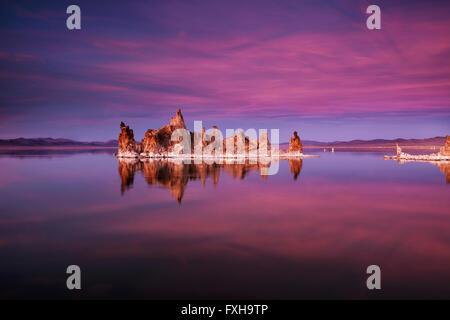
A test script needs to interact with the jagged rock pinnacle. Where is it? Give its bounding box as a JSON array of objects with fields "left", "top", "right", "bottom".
[
  {"left": 439, "top": 136, "right": 450, "bottom": 156},
  {"left": 170, "top": 108, "right": 186, "bottom": 130},
  {"left": 288, "top": 131, "right": 303, "bottom": 153},
  {"left": 117, "top": 121, "right": 142, "bottom": 157}
]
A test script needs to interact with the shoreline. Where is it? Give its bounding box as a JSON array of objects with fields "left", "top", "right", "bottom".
[
  {"left": 0, "top": 146, "right": 117, "bottom": 150},
  {"left": 115, "top": 152, "right": 320, "bottom": 159},
  {"left": 303, "top": 145, "right": 442, "bottom": 150},
  {"left": 384, "top": 141, "right": 450, "bottom": 162},
  {"left": 384, "top": 155, "right": 450, "bottom": 161}
]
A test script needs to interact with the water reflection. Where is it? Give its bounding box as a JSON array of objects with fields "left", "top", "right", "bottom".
[
  {"left": 118, "top": 158, "right": 303, "bottom": 202},
  {"left": 1, "top": 152, "right": 450, "bottom": 299},
  {"left": 288, "top": 159, "right": 303, "bottom": 180},
  {"left": 0, "top": 148, "right": 115, "bottom": 157},
  {"left": 396, "top": 159, "right": 450, "bottom": 184},
  {"left": 432, "top": 162, "right": 450, "bottom": 184}
]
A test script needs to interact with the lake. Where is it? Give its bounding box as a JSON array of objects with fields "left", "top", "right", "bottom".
[{"left": 0, "top": 150, "right": 449, "bottom": 299}]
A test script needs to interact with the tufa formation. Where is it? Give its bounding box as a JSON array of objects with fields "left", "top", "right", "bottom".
[
  {"left": 287, "top": 131, "right": 303, "bottom": 153},
  {"left": 439, "top": 136, "right": 450, "bottom": 156},
  {"left": 117, "top": 109, "right": 304, "bottom": 158},
  {"left": 118, "top": 122, "right": 142, "bottom": 157}
]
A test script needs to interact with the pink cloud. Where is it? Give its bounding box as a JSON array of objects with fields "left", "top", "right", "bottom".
[{"left": 78, "top": 16, "right": 450, "bottom": 118}]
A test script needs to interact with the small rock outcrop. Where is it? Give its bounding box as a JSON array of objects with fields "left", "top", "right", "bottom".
[
  {"left": 141, "top": 109, "right": 187, "bottom": 156},
  {"left": 192, "top": 126, "right": 206, "bottom": 154},
  {"left": 396, "top": 144, "right": 402, "bottom": 157},
  {"left": 385, "top": 138, "right": 450, "bottom": 161},
  {"left": 257, "top": 131, "right": 270, "bottom": 156},
  {"left": 223, "top": 131, "right": 248, "bottom": 155},
  {"left": 118, "top": 122, "right": 141, "bottom": 157},
  {"left": 288, "top": 131, "right": 303, "bottom": 153},
  {"left": 439, "top": 136, "right": 450, "bottom": 156},
  {"left": 117, "top": 109, "right": 191, "bottom": 157}
]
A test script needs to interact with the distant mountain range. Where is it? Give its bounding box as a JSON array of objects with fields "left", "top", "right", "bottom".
[
  {"left": 300, "top": 136, "right": 447, "bottom": 148},
  {"left": 0, "top": 136, "right": 446, "bottom": 148},
  {"left": 279, "top": 136, "right": 447, "bottom": 149},
  {"left": 0, "top": 138, "right": 118, "bottom": 147}
]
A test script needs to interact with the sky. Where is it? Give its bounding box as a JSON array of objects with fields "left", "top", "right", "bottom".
[{"left": 0, "top": 0, "right": 449, "bottom": 142}]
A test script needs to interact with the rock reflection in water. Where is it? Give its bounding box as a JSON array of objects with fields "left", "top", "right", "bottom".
[
  {"left": 397, "top": 159, "right": 450, "bottom": 184},
  {"left": 288, "top": 159, "right": 303, "bottom": 180},
  {"left": 431, "top": 161, "right": 450, "bottom": 184},
  {"left": 118, "top": 158, "right": 303, "bottom": 203}
]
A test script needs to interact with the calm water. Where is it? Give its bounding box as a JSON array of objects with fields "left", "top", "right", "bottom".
[{"left": 0, "top": 150, "right": 449, "bottom": 299}]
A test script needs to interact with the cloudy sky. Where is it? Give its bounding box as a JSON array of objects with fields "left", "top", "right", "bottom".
[{"left": 0, "top": 0, "right": 449, "bottom": 142}]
